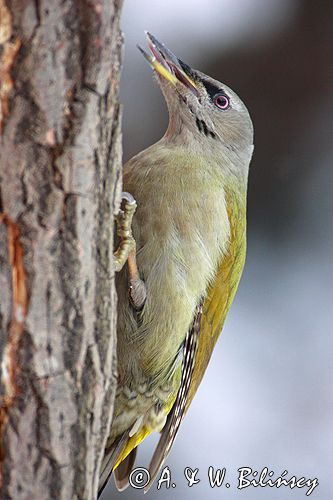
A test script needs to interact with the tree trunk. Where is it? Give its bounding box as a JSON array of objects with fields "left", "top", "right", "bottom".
[{"left": 0, "top": 1, "right": 123, "bottom": 498}]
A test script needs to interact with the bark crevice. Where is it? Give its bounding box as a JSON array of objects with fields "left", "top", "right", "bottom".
[{"left": 0, "top": 1, "right": 123, "bottom": 498}]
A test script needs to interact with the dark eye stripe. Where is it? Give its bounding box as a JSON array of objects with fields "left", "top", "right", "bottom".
[{"left": 202, "top": 80, "right": 222, "bottom": 100}]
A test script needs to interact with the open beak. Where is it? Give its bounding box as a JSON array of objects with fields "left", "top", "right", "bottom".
[{"left": 138, "top": 32, "right": 199, "bottom": 97}]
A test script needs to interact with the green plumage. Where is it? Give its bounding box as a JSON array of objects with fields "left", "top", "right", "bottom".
[{"left": 99, "top": 32, "right": 253, "bottom": 495}]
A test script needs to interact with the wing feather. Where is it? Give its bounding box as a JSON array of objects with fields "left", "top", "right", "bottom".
[
  {"left": 146, "top": 194, "right": 246, "bottom": 490},
  {"left": 145, "top": 299, "right": 204, "bottom": 491},
  {"left": 187, "top": 196, "right": 246, "bottom": 410},
  {"left": 100, "top": 192, "right": 246, "bottom": 493}
]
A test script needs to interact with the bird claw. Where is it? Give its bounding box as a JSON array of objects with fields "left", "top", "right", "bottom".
[
  {"left": 113, "top": 192, "right": 137, "bottom": 272},
  {"left": 113, "top": 192, "right": 147, "bottom": 310}
]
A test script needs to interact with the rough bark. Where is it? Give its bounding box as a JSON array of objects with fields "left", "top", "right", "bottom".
[{"left": 0, "top": 0, "right": 123, "bottom": 498}]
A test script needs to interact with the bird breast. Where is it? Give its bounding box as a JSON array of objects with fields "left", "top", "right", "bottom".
[{"left": 117, "top": 145, "right": 231, "bottom": 383}]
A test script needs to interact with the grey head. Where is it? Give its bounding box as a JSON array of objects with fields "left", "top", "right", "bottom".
[{"left": 138, "top": 32, "right": 254, "bottom": 161}]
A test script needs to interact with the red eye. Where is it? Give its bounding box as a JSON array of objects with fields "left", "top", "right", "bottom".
[{"left": 214, "top": 94, "right": 230, "bottom": 110}]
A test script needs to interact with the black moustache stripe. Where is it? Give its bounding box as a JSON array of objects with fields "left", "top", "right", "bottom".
[{"left": 196, "top": 117, "right": 216, "bottom": 139}]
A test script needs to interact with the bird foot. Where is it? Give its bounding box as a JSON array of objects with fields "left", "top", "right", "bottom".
[
  {"left": 114, "top": 192, "right": 137, "bottom": 273},
  {"left": 114, "top": 192, "right": 146, "bottom": 310}
]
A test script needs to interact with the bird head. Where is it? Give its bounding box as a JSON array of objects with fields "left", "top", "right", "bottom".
[{"left": 138, "top": 32, "right": 254, "bottom": 164}]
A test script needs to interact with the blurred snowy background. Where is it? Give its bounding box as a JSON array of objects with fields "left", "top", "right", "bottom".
[{"left": 102, "top": 0, "right": 333, "bottom": 499}]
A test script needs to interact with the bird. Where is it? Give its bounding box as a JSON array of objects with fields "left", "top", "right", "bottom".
[{"left": 99, "top": 31, "right": 254, "bottom": 496}]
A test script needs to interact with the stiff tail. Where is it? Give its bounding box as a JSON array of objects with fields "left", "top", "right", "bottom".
[
  {"left": 99, "top": 301, "right": 202, "bottom": 495},
  {"left": 98, "top": 433, "right": 128, "bottom": 498},
  {"left": 113, "top": 447, "right": 137, "bottom": 491}
]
